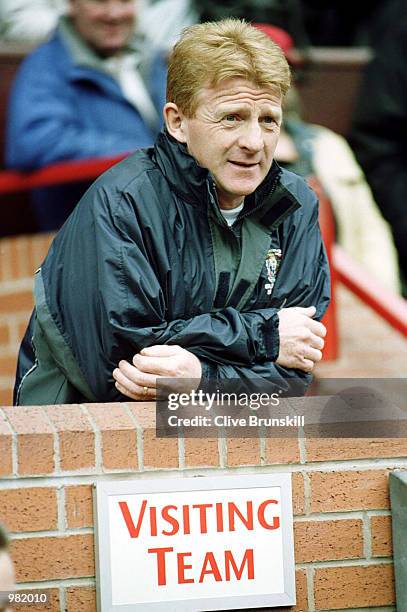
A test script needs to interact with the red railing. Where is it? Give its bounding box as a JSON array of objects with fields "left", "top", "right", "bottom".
[
  {"left": 0, "top": 154, "right": 127, "bottom": 194},
  {"left": 1, "top": 157, "right": 406, "bottom": 358},
  {"left": 333, "top": 245, "right": 407, "bottom": 337}
]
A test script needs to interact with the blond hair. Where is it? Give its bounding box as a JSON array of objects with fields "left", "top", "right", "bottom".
[{"left": 167, "top": 19, "right": 291, "bottom": 117}]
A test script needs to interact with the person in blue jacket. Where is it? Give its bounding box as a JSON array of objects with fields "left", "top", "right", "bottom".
[{"left": 5, "top": 0, "right": 167, "bottom": 231}]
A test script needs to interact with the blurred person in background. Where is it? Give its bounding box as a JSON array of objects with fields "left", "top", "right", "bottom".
[
  {"left": 0, "top": 0, "right": 66, "bottom": 42},
  {"left": 0, "top": 526, "right": 14, "bottom": 612},
  {"left": 4, "top": 0, "right": 167, "bottom": 231},
  {"left": 257, "top": 24, "right": 400, "bottom": 293},
  {"left": 350, "top": 19, "right": 407, "bottom": 297},
  {"left": 0, "top": 0, "right": 196, "bottom": 52}
]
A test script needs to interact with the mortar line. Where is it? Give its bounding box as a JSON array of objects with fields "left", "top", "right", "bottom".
[
  {"left": 296, "top": 557, "right": 393, "bottom": 569},
  {"left": 9, "top": 527, "right": 94, "bottom": 539},
  {"left": 59, "top": 585, "right": 66, "bottom": 612},
  {"left": 81, "top": 405, "right": 102, "bottom": 473},
  {"left": 41, "top": 408, "right": 60, "bottom": 475},
  {"left": 218, "top": 430, "right": 227, "bottom": 468},
  {"left": 178, "top": 434, "right": 185, "bottom": 469},
  {"left": 122, "top": 403, "right": 142, "bottom": 471},
  {"left": 298, "top": 428, "right": 307, "bottom": 464},
  {"left": 57, "top": 485, "right": 66, "bottom": 532},
  {"left": 303, "top": 471, "right": 312, "bottom": 516},
  {"left": 362, "top": 511, "right": 372, "bottom": 560},
  {"left": 306, "top": 565, "right": 316, "bottom": 612},
  {"left": 259, "top": 427, "right": 266, "bottom": 466},
  {"left": 0, "top": 408, "right": 18, "bottom": 476}
]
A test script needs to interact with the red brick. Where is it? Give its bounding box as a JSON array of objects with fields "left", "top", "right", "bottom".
[
  {"left": 17, "top": 320, "right": 29, "bottom": 342},
  {"left": 128, "top": 402, "right": 155, "bottom": 429},
  {"left": 0, "top": 411, "right": 13, "bottom": 476},
  {"left": 310, "top": 470, "right": 390, "bottom": 513},
  {"left": 294, "top": 519, "right": 363, "bottom": 563},
  {"left": 306, "top": 437, "right": 407, "bottom": 462},
  {"left": 16, "top": 588, "right": 60, "bottom": 612},
  {"left": 11, "top": 534, "right": 95, "bottom": 582},
  {"left": 66, "top": 485, "right": 94, "bottom": 529},
  {"left": 31, "top": 233, "right": 54, "bottom": 268},
  {"left": 0, "top": 354, "right": 18, "bottom": 377},
  {"left": 371, "top": 515, "right": 393, "bottom": 557},
  {"left": 0, "top": 388, "right": 13, "bottom": 407},
  {"left": 314, "top": 564, "right": 395, "bottom": 609},
  {"left": 0, "top": 291, "right": 34, "bottom": 313},
  {"left": 292, "top": 473, "right": 305, "bottom": 516},
  {"left": 66, "top": 586, "right": 96, "bottom": 612},
  {"left": 86, "top": 403, "right": 137, "bottom": 470},
  {"left": 128, "top": 403, "right": 179, "bottom": 469},
  {"left": 0, "top": 487, "right": 57, "bottom": 533},
  {"left": 293, "top": 569, "right": 308, "bottom": 612},
  {"left": 0, "top": 324, "right": 10, "bottom": 345},
  {"left": 184, "top": 437, "right": 219, "bottom": 467},
  {"left": 265, "top": 438, "right": 300, "bottom": 464},
  {"left": 9, "top": 238, "right": 22, "bottom": 280},
  {"left": 45, "top": 405, "right": 95, "bottom": 471},
  {"left": 227, "top": 437, "right": 261, "bottom": 466},
  {"left": 143, "top": 430, "right": 179, "bottom": 468},
  {"left": 3, "top": 406, "right": 55, "bottom": 475}
]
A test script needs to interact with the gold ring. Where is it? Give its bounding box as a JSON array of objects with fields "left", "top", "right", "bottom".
[{"left": 143, "top": 386, "right": 148, "bottom": 396}]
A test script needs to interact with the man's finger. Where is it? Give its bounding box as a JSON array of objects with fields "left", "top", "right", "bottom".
[
  {"left": 133, "top": 353, "right": 175, "bottom": 376},
  {"left": 310, "top": 334, "right": 325, "bottom": 351},
  {"left": 292, "top": 305, "right": 316, "bottom": 317},
  {"left": 116, "top": 361, "right": 158, "bottom": 388},
  {"left": 308, "top": 318, "right": 327, "bottom": 338},
  {"left": 303, "top": 347, "right": 323, "bottom": 363},
  {"left": 301, "top": 358, "right": 315, "bottom": 373},
  {"left": 115, "top": 380, "right": 156, "bottom": 401},
  {"left": 140, "top": 345, "right": 181, "bottom": 357}
]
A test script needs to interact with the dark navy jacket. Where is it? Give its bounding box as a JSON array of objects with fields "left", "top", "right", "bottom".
[{"left": 14, "top": 131, "right": 330, "bottom": 405}]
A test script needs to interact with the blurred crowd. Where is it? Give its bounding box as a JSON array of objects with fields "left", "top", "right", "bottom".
[{"left": 0, "top": 0, "right": 406, "bottom": 294}]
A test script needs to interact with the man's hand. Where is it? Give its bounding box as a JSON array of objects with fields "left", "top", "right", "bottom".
[
  {"left": 113, "top": 345, "right": 202, "bottom": 400},
  {"left": 277, "top": 306, "right": 326, "bottom": 372}
]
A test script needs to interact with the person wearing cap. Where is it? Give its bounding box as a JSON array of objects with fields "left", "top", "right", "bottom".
[{"left": 14, "top": 19, "right": 329, "bottom": 405}]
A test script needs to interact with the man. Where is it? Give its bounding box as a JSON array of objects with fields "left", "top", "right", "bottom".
[
  {"left": 14, "top": 19, "right": 329, "bottom": 405},
  {"left": 0, "top": 526, "right": 14, "bottom": 612},
  {"left": 350, "top": 19, "right": 407, "bottom": 296},
  {"left": 5, "top": 0, "right": 167, "bottom": 230}
]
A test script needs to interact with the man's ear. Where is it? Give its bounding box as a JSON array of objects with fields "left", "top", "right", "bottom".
[{"left": 163, "top": 103, "right": 188, "bottom": 143}]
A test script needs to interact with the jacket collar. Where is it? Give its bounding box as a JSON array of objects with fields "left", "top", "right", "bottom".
[{"left": 154, "top": 130, "right": 301, "bottom": 227}]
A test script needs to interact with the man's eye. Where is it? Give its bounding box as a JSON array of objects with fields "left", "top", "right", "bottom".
[
  {"left": 263, "top": 116, "right": 276, "bottom": 125},
  {"left": 224, "top": 114, "right": 239, "bottom": 123}
]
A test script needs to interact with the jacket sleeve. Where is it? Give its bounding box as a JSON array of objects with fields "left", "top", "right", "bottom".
[
  {"left": 51, "top": 189, "right": 281, "bottom": 401},
  {"left": 50, "top": 176, "right": 329, "bottom": 401},
  {"left": 5, "top": 51, "right": 141, "bottom": 170},
  {"left": 199, "top": 191, "right": 330, "bottom": 394}
]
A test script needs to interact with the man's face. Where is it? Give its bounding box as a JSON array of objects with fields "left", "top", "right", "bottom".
[
  {"left": 69, "top": 0, "right": 136, "bottom": 56},
  {"left": 178, "top": 78, "right": 282, "bottom": 209}
]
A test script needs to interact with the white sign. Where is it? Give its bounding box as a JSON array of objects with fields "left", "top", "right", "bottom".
[{"left": 94, "top": 474, "right": 295, "bottom": 611}]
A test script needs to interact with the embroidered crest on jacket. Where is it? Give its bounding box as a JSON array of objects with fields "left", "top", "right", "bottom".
[{"left": 264, "top": 249, "right": 282, "bottom": 295}]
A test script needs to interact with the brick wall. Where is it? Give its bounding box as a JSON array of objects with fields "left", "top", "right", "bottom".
[
  {"left": 0, "top": 401, "right": 404, "bottom": 612},
  {"left": 0, "top": 233, "right": 54, "bottom": 404}
]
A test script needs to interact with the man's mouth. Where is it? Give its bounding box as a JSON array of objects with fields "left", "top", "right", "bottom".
[{"left": 228, "top": 161, "right": 259, "bottom": 167}]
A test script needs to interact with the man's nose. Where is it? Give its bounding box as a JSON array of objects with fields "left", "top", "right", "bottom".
[
  {"left": 105, "top": 0, "right": 128, "bottom": 20},
  {"left": 238, "top": 121, "right": 264, "bottom": 152}
]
